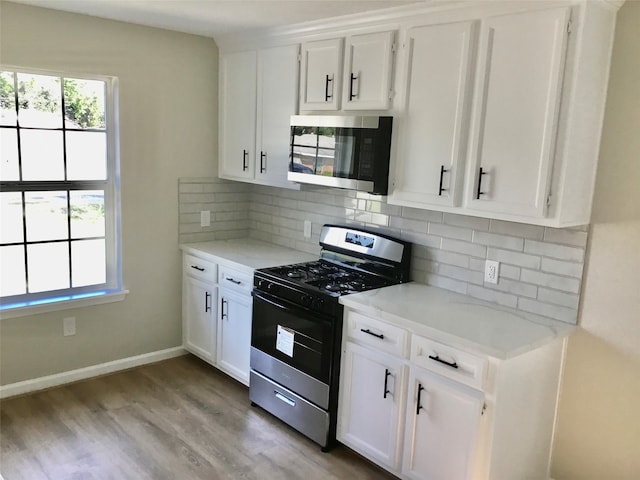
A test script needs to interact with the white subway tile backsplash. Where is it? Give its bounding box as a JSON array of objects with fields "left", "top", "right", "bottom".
[
  {"left": 178, "top": 178, "right": 589, "bottom": 324},
  {"left": 489, "top": 219, "right": 545, "bottom": 239},
  {"left": 521, "top": 269, "right": 581, "bottom": 294},
  {"left": 524, "top": 239, "right": 585, "bottom": 262},
  {"left": 543, "top": 227, "right": 589, "bottom": 247},
  {"left": 443, "top": 213, "right": 490, "bottom": 231},
  {"left": 473, "top": 231, "right": 524, "bottom": 251},
  {"left": 540, "top": 257, "right": 584, "bottom": 278},
  {"left": 442, "top": 238, "right": 487, "bottom": 258},
  {"left": 428, "top": 222, "right": 474, "bottom": 242}
]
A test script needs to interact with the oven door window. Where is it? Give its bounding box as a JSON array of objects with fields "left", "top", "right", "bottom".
[{"left": 252, "top": 292, "right": 334, "bottom": 384}]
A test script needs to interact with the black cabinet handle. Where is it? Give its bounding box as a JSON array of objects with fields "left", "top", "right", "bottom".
[
  {"left": 428, "top": 354, "right": 459, "bottom": 369},
  {"left": 221, "top": 298, "right": 228, "bottom": 319},
  {"left": 260, "top": 151, "right": 266, "bottom": 173},
  {"left": 242, "top": 149, "right": 248, "bottom": 171},
  {"left": 325, "top": 74, "right": 333, "bottom": 101},
  {"left": 225, "top": 277, "right": 242, "bottom": 285},
  {"left": 190, "top": 265, "right": 205, "bottom": 272},
  {"left": 416, "top": 383, "right": 425, "bottom": 415},
  {"left": 383, "top": 368, "right": 391, "bottom": 399},
  {"left": 438, "top": 165, "right": 449, "bottom": 196},
  {"left": 349, "top": 72, "right": 358, "bottom": 100},
  {"left": 360, "top": 328, "right": 384, "bottom": 340},
  {"left": 205, "top": 291, "right": 211, "bottom": 313},
  {"left": 476, "top": 167, "right": 487, "bottom": 199}
]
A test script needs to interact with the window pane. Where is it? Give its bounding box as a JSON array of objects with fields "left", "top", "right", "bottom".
[
  {"left": 0, "top": 128, "right": 20, "bottom": 180},
  {"left": 71, "top": 239, "right": 105, "bottom": 287},
  {"left": 70, "top": 190, "right": 105, "bottom": 238},
  {"left": 25, "top": 191, "right": 68, "bottom": 242},
  {"left": 64, "top": 78, "right": 105, "bottom": 129},
  {"left": 0, "top": 245, "right": 26, "bottom": 296},
  {"left": 66, "top": 131, "right": 107, "bottom": 180},
  {"left": 1, "top": 71, "right": 17, "bottom": 126},
  {"left": 20, "top": 129, "right": 65, "bottom": 180},
  {"left": 27, "top": 242, "right": 70, "bottom": 293},
  {"left": 0, "top": 192, "right": 24, "bottom": 244},
  {"left": 16, "top": 73, "right": 62, "bottom": 128}
]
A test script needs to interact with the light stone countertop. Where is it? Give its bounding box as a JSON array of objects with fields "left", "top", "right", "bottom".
[
  {"left": 180, "top": 238, "right": 317, "bottom": 274},
  {"left": 339, "top": 282, "right": 576, "bottom": 359}
]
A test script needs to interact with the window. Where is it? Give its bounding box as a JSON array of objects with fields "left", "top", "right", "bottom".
[{"left": 0, "top": 68, "right": 122, "bottom": 314}]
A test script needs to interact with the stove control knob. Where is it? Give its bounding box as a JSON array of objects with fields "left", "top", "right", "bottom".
[
  {"left": 301, "top": 295, "right": 313, "bottom": 307},
  {"left": 313, "top": 298, "right": 325, "bottom": 310},
  {"left": 257, "top": 279, "right": 266, "bottom": 289},
  {"left": 267, "top": 283, "right": 279, "bottom": 294}
]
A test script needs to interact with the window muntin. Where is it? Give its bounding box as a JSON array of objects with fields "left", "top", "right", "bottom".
[{"left": 0, "top": 68, "right": 120, "bottom": 309}]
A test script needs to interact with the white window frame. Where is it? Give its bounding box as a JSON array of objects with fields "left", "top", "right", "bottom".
[{"left": 0, "top": 66, "right": 126, "bottom": 319}]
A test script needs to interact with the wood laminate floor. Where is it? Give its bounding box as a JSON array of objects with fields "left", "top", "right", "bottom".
[{"left": 0, "top": 354, "right": 397, "bottom": 480}]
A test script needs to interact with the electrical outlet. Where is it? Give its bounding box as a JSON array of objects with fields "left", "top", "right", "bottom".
[
  {"left": 63, "top": 317, "right": 76, "bottom": 336},
  {"left": 200, "top": 210, "right": 210, "bottom": 227},
  {"left": 304, "top": 220, "right": 312, "bottom": 239},
  {"left": 484, "top": 260, "right": 499, "bottom": 284}
]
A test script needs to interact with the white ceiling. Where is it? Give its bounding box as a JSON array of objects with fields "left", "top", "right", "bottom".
[{"left": 10, "top": 0, "right": 424, "bottom": 38}]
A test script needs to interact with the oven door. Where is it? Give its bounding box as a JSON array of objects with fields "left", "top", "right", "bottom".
[{"left": 251, "top": 290, "right": 335, "bottom": 386}]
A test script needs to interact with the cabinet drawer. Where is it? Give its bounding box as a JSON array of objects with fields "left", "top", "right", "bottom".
[
  {"left": 346, "top": 311, "right": 409, "bottom": 358},
  {"left": 218, "top": 265, "right": 253, "bottom": 294},
  {"left": 183, "top": 254, "right": 217, "bottom": 282},
  {"left": 410, "top": 336, "right": 487, "bottom": 390}
]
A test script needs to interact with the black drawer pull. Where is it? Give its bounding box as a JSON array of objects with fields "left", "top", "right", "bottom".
[
  {"left": 416, "top": 383, "right": 425, "bottom": 415},
  {"left": 438, "top": 164, "right": 449, "bottom": 196},
  {"left": 205, "top": 291, "right": 211, "bottom": 313},
  {"left": 383, "top": 368, "right": 391, "bottom": 399},
  {"left": 221, "top": 298, "right": 228, "bottom": 319},
  {"left": 428, "top": 354, "right": 459, "bottom": 369},
  {"left": 360, "top": 328, "right": 384, "bottom": 340},
  {"left": 476, "top": 166, "right": 487, "bottom": 199},
  {"left": 226, "top": 277, "right": 242, "bottom": 285},
  {"left": 190, "top": 265, "right": 205, "bottom": 272}
]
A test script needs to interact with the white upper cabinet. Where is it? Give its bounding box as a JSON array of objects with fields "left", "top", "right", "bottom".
[
  {"left": 299, "top": 38, "right": 344, "bottom": 111},
  {"left": 219, "top": 50, "right": 257, "bottom": 180},
  {"left": 255, "top": 44, "right": 300, "bottom": 188},
  {"left": 342, "top": 31, "right": 395, "bottom": 110},
  {"left": 391, "top": 20, "right": 477, "bottom": 208},
  {"left": 464, "top": 7, "right": 570, "bottom": 218},
  {"left": 219, "top": 45, "right": 300, "bottom": 188},
  {"left": 300, "top": 31, "right": 396, "bottom": 112}
]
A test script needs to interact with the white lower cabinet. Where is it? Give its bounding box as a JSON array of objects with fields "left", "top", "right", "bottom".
[
  {"left": 183, "top": 276, "right": 217, "bottom": 362},
  {"left": 182, "top": 252, "right": 253, "bottom": 386},
  {"left": 217, "top": 287, "right": 252, "bottom": 385},
  {"left": 338, "top": 308, "right": 565, "bottom": 480},
  {"left": 403, "top": 368, "right": 485, "bottom": 480},
  {"left": 338, "top": 341, "right": 406, "bottom": 470}
]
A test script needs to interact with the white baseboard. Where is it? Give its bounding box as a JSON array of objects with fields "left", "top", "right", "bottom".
[{"left": 0, "top": 346, "right": 187, "bottom": 399}]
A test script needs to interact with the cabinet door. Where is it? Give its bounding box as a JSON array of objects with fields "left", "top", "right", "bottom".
[
  {"left": 342, "top": 31, "right": 395, "bottom": 110},
  {"left": 465, "top": 7, "right": 570, "bottom": 218},
  {"left": 391, "top": 21, "right": 477, "bottom": 208},
  {"left": 255, "top": 44, "right": 299, "bottom": 188},
  {"left": 403, "top": 368, "right": 485, "bottom": 480},
  {"left": 299, "top": 38, "right": 343, "bottom": 111},
  {"left": 183, "top": 276, "right": 217, "bottom": 362},
  {"left": 219, "top": 50, "right": 257, "bottom": 180},
  {"left": 338, "top": 342, "right": 406, "bottom": 470},
  {"left": 217, "top": 287, "right": 252, "bottom": 385}
]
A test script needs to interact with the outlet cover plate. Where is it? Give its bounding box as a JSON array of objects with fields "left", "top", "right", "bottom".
[{"left": 485, "top": 260, "right": 499, "bottom": 284}]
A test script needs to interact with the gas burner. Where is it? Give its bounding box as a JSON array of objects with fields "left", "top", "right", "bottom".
[
  {"left": 287, "top": 270, "right": 305, "bottom": 279},
  {"left": 324, "top": 283, "right": 346, "bottom": 293}
]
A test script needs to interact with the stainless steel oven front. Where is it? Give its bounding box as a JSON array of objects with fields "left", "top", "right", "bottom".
[{"left": 249, "top": 290, "right": 342, "bottom": 449}]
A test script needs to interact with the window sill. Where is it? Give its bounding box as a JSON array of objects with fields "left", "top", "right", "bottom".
[{"left": 0, "top": 289, "right": 129, "bottom": 320}]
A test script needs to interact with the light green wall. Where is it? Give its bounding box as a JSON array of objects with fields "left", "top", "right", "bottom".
[
  {"left": 0, "top": 1, "right": 218, "bottom": 383},
  {"left": 551, "top": 1, "right": 640, "bottom": 478}
]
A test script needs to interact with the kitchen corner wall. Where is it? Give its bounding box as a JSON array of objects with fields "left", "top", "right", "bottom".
[{"left": 179, "top": 180, "right": 588, "bottom": 324}]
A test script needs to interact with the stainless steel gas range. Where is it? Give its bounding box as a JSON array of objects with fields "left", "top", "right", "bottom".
[{"left": 249, "top": 224, "right": 412, "bottom": 451}]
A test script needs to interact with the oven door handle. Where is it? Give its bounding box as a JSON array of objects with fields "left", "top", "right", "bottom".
[{"left": 252, "top": 290, "right": 333, "bottom": 322}]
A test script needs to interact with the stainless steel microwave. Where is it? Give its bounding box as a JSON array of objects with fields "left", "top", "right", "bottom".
[{"left": 288, "top": 115, "right": 393, "bottom": 195}]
